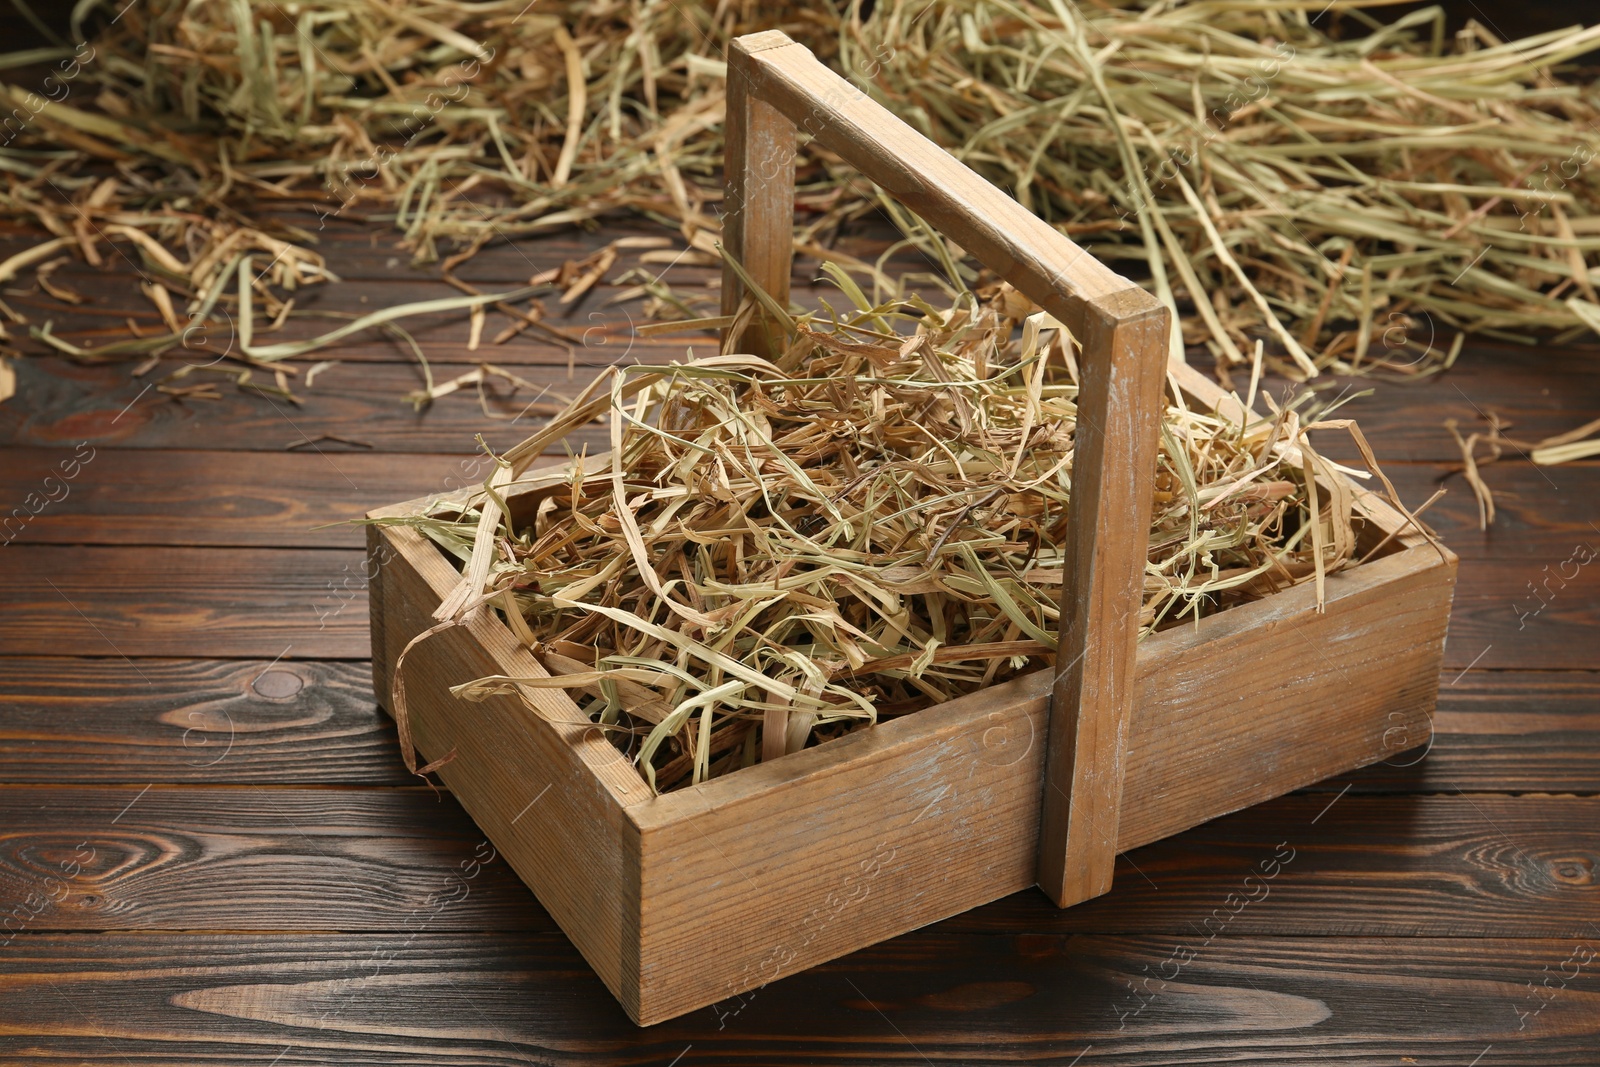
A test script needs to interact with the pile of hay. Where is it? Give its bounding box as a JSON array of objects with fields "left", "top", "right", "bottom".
[{"left": 3, "top": 0, "right": 1600, "bottom": 384}]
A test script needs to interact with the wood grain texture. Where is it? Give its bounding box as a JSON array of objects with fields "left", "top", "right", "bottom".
[
  {"left": 943, "top": 793, "right": 1600, "bottom": 937},
  {"left": 3, "top": 660, "right": 1593, "bottom": 796},
  {"left": 722, "top": 34, "right": 798, "bottom": 357},
  {"left": 369, "top": 518, "right": 644, "bottom": 1015},
  {"left": 12, "top": 271, "right": 931, "bottom": 367},
  {"left": 0, "top": 16, "right": 1590, "bottom": 1052},
  {"left": 1, "top": 788, "right": 1590, "bottom": 939},
  {"left": 1040, "top": 290, "right": 1171, "bottom": 907},
  {"left": 1, "top": 356, "right": 598, "bottom": 454},
  {"left": 0, "top": 657, "right": 409, "bottom": 783},
  {"left": 1330, "top": 670, "right": 1600, "bottom": 794},
  {"left": 624, "top": 541, "right": 1449, "bottom": 1022},
  {"left": 0, "top": 545, "right": 369, "bottom": 658},
  {"left": 719, "top": 30, "right": 1175, "bottom": 908},
  {"left": 282, "top": 214, "right": 927, "bottom": 286},
  {"left": 737, "top": 31, "right": 1134, "bottom": 338},
  {"left": 1, "top": 932, "right": 1596, "bottom": 1064},
  {"left": 0, "top": 448, "right": 472, "bottom": 547},
  {"left": 1285, "top": 340, "right": 1600, "bottom": 464},
  {"left": 1439, "top": 558, "right": 1600, "bottom": 669},
  {"left": 0, "top": 785, "right": 536, "bottom": 931},
  {"left": 0, "top": 212, "right": 937, "bottom": 294},
  {"left": 12, "top": 277, "right": 635, "bottom": 367},
  {"left": 1384, "top": 460, "right": 1600, "bottom": 560},
  {"left": 13, "top": 441, "right": 1589, "bottom": 560}
]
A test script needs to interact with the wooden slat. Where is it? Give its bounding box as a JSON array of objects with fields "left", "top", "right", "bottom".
[
  {"left": 1441, "top": 558, "right": 1600, "bottom": 669},
  {"left": 0, "top": 932, "right": 1595, "bottom": 1063},
  {"left": 943, "top": 793, "right": 1600, "bottom": 936},
  {"left": 722, "top": 35, "right": 797, "bottom": 358},
  {"left": 0, "top": 545, "right": 369, "bottom": 658},
  {"left": 0, "top": 658, "right": 409, "bottom": 784},
  {"left": 1039, "top": 291, "right": 1170, "bottom": 906},
  {"left": 1384, "top": 460, "right": 1600, "bottom": 560},
  {"left": 736, "top": 31, "right": 1133, "bottom": 336},
  {"left": 630, "top": 544, "right": 1450, "bottom": 1022},
  {"left": 12, "top": 283, "right": 680, "bottom": 365},
  {"left": 1286, "top": 341, "right": 1600, "bottom": 463},
  {"left": 14, "top": 275, "right": 928, "bottom": 367},
  {"left": 3, "top": 211, "right": 936, "bottom": 288},
  {"left": 724, "top": 29, "right": 1171, "bottom": 908},
  {"left": 9, "top": 445, "right": 1591, "bottom": 557}
]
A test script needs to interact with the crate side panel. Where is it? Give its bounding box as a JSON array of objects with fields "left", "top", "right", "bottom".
[
  {"left": 1119, "top": 547, "right": 1457, "bottom": 849},
  {"left": 633, "top": 678, "right": 1049, "bottom": 1024},
  {"left": 629, "top": 547, "right": 1455, "bottom": 1024},
  {"left": 369, "top": 524, "right": 642, "bottom": 1016}
]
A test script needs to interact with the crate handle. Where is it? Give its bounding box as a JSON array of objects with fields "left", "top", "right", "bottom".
[{"left": 720, "top": 31, "right": 1169, "bottom": 908}]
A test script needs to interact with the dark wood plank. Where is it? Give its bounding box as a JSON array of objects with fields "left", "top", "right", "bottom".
[
  {"left": 1333, "top": 670, "right": 1600, "bottom": 795},
  {"left": 1, "top": 356, "right": 614, "bottom": 454},
  {"left": 2, "top": 457, "right": 1589, "bottom": 667},
  {"left": 0, "top": 789, "right": 1591, "bottom": 938},
  {"left": 1385, "top": 460, "right": 1600, "bottom": 561},
  {"left": 0, "top": 209, "right": 935, "bottom": 288},
  {"left": 0, "top": 545, "right": 369, "bottom": 658},
  {"left": 1361, "top": 464, "right": 1600, "bottom": 668},
  {"left": 0, "top": 448, "right": 477, "bottom": 548},
  {"left": 13, "top": 283, "right": 698, "bottom": 366},
  {"left": 0, "top": 658, "right": 408, "bottom": 784},
  {"left": 1440, "top": 557, "right": 1600, "bottom": 669},
  {"left": 15, "top": 272, "right": 881, "bottom": 368},
  {"left": 0, "top": 786, "right": 537, "bottom": 932},
  {"left": 0, "top": 932, "right": 1594, "bottom": 1063},
  {"left": 3, "top": 443, "right": 1591, "bottom": 562},
  {"left": 945, "top": 794, "right": 1600, "bottom": 937},
  {"left": 1295, "top": 340, "right": 1600, "bottom": 464}
]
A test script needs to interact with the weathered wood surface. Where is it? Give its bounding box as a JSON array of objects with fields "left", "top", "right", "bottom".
[
  {"left": 0, "top": 933, "right": 1595, "bottom": 1064},
  {"left": 0, "top": 658, "right": 410, "bottom": 783},
  {"left": 2, "top": 443, "right": 1593, "bottom": 562},
  {"left": 8, "top": 339, "right": 1598, "bottom": 469},
  {"left": 1331, "top": 670, "right": 1600, "bottom": 794},
  {"left": 721, "top": 30, "right": 1178, "bottom": 911},
  {"left": 1038, "top": 293, "right": 1171, "bottom": 907},
  {"left": 721, "top": 37, "right": 799, "bottom": 357},
  {"left": 0, "top": 355, "right": 594, "bottom": 454},
  {"left": 0, "top": 784, "right": 534, "bottom": 932},
  {"left": 0, "top": 787, "right": 1592, "bottom": 936},
  {"left": 4, "top": 540, "right": 1568, "bottom": 666},
  {"left": 1, "top": 64, "right": 1597, "bottom": 1056},
  {"left": 368, "top": 517, "right": 646, "bottom": 1014},
  {"left": 0, "top": 448, "right": 471, "bottom": 547},
  {"left": 0, "top": 545, "right": 370, "bottom": 658}
]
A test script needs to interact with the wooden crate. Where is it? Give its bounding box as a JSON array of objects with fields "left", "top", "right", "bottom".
[{"left": 367, "top": 31, "right": 1456, "bottom": 1026}]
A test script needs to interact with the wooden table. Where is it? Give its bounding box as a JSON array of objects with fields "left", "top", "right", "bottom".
[{"left": 1, "top": 211, "right": 1597, "bottom": 1064}]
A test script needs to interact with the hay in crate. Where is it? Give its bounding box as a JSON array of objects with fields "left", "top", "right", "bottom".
[{"left": 390, "top": 278, "right": 1417, "bottom": 793}]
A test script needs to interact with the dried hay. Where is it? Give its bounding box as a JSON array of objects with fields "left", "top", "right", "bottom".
[
  {"left": 2, "top": 0, "right": 1600, "bottom": 378},
  {"left": 382, "top": 278, "right": 1421, "bottom": 792}
]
